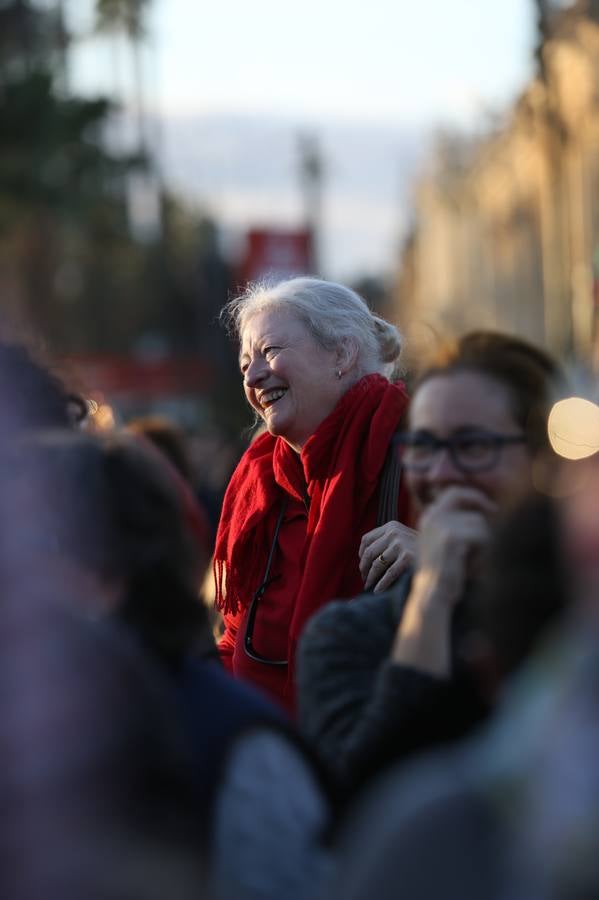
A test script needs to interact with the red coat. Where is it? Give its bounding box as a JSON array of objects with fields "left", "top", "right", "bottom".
[{"left": 215, "top": 374, "right": 411, "bottom": 716}]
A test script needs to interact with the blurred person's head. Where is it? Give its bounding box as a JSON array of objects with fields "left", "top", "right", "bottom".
[
  {"left": 0, "top": 341, "right": 84, "bottom": 433},
  {"left": 3, "top": 431, "right": 120, "bottom": 612},
  {"left": 127, "top": 415, "right": 194, "bottom": 483},
  {"left": 9, "top": 431, "right": 213, "bottom": 666},
  {"left": 222, "top": 276, "right": 402, "bottom": 452},
  {"left": 401, "top": 331, "right": 562, "bottom": 516}
]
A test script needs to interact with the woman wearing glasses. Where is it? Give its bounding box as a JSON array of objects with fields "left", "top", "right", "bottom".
[
  {"left": 213, "top": 277, "right": 414, "bottom": 715},
  {"left": 297, "top": 331, "right": 562, "bottom": 789}
]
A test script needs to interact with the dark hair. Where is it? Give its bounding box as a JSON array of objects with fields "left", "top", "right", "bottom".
[
  {"left": 126, "top": 416, "right": 193, "bottom": 483},
  {"left": 4, "top": 431, "right": 118, "bottom": 579},
  {"left": 414, "top": 331, "right": 563, "bottom": 454},
  {"left": 102, "top": 434, "right": 213, "bottom": 664},
  {"left": 10, "top": 431, "right": 213, "bottom": 666},
  {"left": 0, "top": 342, "right": 74, "bottom": 432}
]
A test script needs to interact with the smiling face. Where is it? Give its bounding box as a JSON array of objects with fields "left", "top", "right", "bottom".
[
  {"left": 407, "top": 370, "right": 534, "bottom": 515},
  {"left": 239, "top": 306, "right": 349, "bottom": 452}
]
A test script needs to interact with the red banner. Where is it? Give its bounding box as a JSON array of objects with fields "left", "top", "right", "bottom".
[{"left": 238, "top": 228, "right": 314, "bottom": 285}]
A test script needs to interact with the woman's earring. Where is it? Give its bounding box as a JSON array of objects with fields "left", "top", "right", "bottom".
[{"left": 337, "top": 369, "right": 342, "bottom": 379}]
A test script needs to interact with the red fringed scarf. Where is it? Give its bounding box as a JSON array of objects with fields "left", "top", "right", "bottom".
[{"left": 213, "top": 373, "right": 410, "bottom": 657}]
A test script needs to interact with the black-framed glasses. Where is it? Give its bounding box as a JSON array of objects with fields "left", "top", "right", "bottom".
[
  {"left": 243, "top": 497, "right": 288, "bottom": 667},
  {"left": 394, "top": 430, "right": 527, "bottom": 474}
]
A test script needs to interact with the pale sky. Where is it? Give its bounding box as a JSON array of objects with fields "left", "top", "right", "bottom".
[
  {"left": 68, "top": 0, "right": 536, "bottom": 127},
  {"left": 65, "top": 0, "right": 538, "bottom": 278},
  {"left": 153, "top": 0, "right": 535, "bottom": 126}
]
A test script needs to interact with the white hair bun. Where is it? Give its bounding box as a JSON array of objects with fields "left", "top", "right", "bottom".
[{"left": 372, "top": 316, "right": 402, "bottom": 365}]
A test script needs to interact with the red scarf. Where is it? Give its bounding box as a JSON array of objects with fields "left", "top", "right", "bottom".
[{"left": 213, "top": 373, "right": 410, "bottom": 657}]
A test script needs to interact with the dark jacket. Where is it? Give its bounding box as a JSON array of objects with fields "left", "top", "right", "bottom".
[
  {"left": 296, "top": 572, "right": 488, "bottom": 792},
  {"left": 175, "top": 656, "right": 288, "bottom": 816}
]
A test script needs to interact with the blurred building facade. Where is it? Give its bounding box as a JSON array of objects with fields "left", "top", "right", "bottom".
[{"left": 394, "top": 0, "right": 599, "bottom": 365}]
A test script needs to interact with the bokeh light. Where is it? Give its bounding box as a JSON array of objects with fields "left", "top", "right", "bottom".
[{"left": 547, "top": 397, "right": 599, "bottom": 461}]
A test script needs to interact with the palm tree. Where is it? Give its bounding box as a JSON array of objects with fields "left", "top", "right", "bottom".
[{"left": 94, "top": 0, "right": 152, "bottom": 154}]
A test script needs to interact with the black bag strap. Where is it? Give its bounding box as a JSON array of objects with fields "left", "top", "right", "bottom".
[
  {"left": 376, "top": 411, "right": 408, "bottom": 528},
  {"left": 243, "top": 495, "right": 290, "bottom": 666},
  {"left": 261, "top": 495, "right": 288, "bottom": 588},
  {"left": 376, "top": 429, "right": 403, "bottom": 527}
]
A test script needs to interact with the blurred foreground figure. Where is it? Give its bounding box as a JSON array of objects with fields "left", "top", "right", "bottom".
[
  {"left": 10, "top": 428, "right": 335, "bottom": 900},
  {"left": 10, "top": 431, "right": 288, "bottom": 803},
  {"left": 0, "top": 350, "right": 205, "bottom": 899},
  {"left": 0, "top": 341, "right": 81, "bottom": 432},
  {"left": 1, "top": 595, "right": 206, "bottom": 900},
  {"left": 324, "top": 624, "right": 599, "bottom": 900},
  {"left": 321, "top": 460, "right": 599, "bottom": 900}
]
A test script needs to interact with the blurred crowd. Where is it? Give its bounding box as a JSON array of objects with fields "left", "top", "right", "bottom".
[{"left": 4, "top": 280, "right": 599, "bottom": 900}]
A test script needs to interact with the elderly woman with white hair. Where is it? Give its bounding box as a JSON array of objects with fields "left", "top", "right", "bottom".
[{"left": 213, "top": 277, "right": 416, "bottom": 714}]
